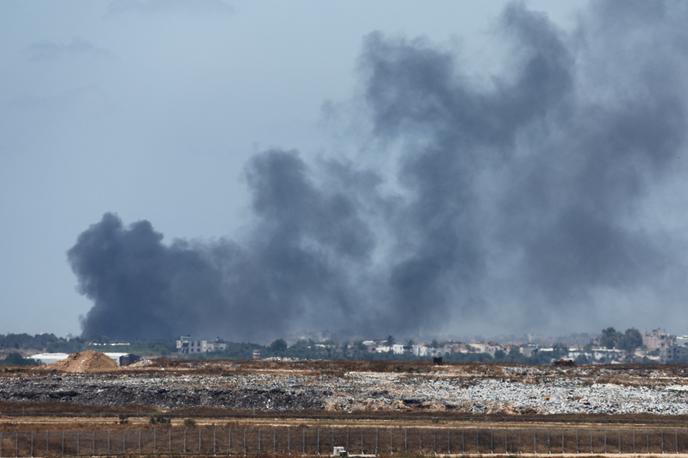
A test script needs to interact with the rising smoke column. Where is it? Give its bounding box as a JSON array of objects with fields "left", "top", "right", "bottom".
[
  {"left": 70, "top": 1, "right": 688, "bottom": 340},
  {"left": 70, "top": 150, "right": 378, "bottom": 340}
]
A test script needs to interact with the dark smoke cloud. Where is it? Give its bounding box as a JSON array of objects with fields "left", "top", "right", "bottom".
[
  {"left": 70, "top": 1, "right": 688, "bottom": 340},
  {"left": 70, "top": 151, "right": 379, "bottom": 340}
]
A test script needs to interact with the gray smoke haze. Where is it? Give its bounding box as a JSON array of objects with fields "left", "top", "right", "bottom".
[{"left": 69, "top": 1, "right": 688, "bottom": 341}]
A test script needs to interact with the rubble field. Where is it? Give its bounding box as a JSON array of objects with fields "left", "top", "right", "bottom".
[{"left": 1, "top": 361, "right": 688, "bottom": 417}]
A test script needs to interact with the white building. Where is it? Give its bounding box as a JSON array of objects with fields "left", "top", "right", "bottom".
[
  {"left": 29, "top": 353, "right": 70, "bottom": 365},
  {"left": 411, "top": 344, "right": 429, "bottom": 357},
  {"left": 30, "top": 352, "right": 130, "bottom": 366},
  {"left": 176, "top": 336, "right": 228, "bottom": 354},
  {"left": 374, "top": 344, "right": 406, "bottom": 354}
]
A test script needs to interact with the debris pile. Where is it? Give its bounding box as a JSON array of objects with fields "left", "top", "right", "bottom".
[
  {"left": 51, "top": 351, "right": 118, "bottom": 373},
  {"left": 2, "top": 363, "right": 688, "bottom": 415}
]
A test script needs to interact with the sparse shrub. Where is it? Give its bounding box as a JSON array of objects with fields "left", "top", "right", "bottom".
[
  {"left": 184, "top": 418, "right": 197, "bottom": 428},
  {"left": 118, "top": 415, "right": 129, "bottom": 424},
  {"left": 149, "top": 414, "right": 171, "bottom": 425}
]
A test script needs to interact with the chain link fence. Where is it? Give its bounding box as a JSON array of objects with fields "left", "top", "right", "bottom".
[{"left": 0, "top": 426, "right": 686, "bottom": 456}]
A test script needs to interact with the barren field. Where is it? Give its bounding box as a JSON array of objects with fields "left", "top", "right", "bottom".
[
  {"left": 1, "top": 360, "right": 688, "bottom": 417},
  {"left": 2, "top": 360, "right": 688, "bottom": 456}
]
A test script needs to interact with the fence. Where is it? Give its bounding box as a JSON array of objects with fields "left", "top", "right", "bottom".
[{"left": 1, "top": 426, "right": 687, "bottom": 456}]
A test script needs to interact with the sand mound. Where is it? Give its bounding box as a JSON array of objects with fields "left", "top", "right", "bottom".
[{"left": 52, "top": 350, "right": 118, "bottom": 373}]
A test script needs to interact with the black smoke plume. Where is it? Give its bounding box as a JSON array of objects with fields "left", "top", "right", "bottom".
[{"left": 70, "top": 1, "right": 688, "bottom": 340}]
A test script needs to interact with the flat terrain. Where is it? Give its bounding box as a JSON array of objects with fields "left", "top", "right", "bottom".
[
  {"left": 1, "top": 359, "right": 688, "bottom": 456},
  {"left": 2, "top": 360, "right": 688, "bottom": 417}
]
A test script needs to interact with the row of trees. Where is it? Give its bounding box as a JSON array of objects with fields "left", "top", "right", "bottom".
[
  {"left": 600, "top": 327, "right": 643, "bottom": 352},
  {"left": 0, "top": 333, "right": 85, "bottom": 353},
  {"left": 0, "top": 352, "right": 38, "bottom": 366}
]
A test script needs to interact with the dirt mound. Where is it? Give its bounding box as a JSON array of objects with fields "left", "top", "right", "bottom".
[{"left": 52, "top": 351, "right": 118, "bottom": 373}]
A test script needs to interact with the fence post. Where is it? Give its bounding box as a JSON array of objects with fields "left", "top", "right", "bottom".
[
  {"left": 646, "top": 432, "right": 649, "bottom": 454},
  {"left": 30, "top": 431, "right": 34, "bottom": 458},
  {"left": 153, "top": 427, "right": 156, "bottom": 453},
  {"left": 576, "top": 429, "right": 579, "bottom": 453},
  {"left": 547, "top": 431, "right": 550, "bottom": 454},
  {"left": 107, "top": 430, "right": 110, "bottom": 455},
  {"left": 491, "top": 430, "right": 494, "bottom": 454},
  {"left": 76, "top": 431, "right": 79, "bottom": 456},
  {"left": 662, "top": 432, "right": 664, "bottom": 454},
  {"left": 462, "top": 430, "right": 465, "bottom": 454},
  {"left": 676, "top": 430, "right": 679, "bottom": 453},
  {"left": 316, "top": 428, "right": 320, "bottom": 455},
  {"left": 302, "top": 429, "right": 305, "bottom": 455},
  {"left": 183, "top": 429, "right": 187, "bottom": 454},
  {"left": 448, "top": 429, "right": 451, "bottom": 454},
  {"left": 61, "top": 431, "right": 65, "bottom": 457},
  {"left": 618, "top": 431, "right": 621, "bottom": 453},
  {"left": 14, "top": 433, "right": 17, "bottom": 458},
  {"left": 561, "top": 430, "right": 564, "bottom": 454},
  {"left": 533, "top": 431, "right": 536, "bottom": 454},
  {"left": 404, "top": 428, "right": 407, "bottom": 452},
  {"left": 229, "top": 427, "right": 232, "bottom": 455},
  {"left": 47, "top": 431, "right": 50, "bottom": 457},
  {"left": 374, "top": 429, "right": 378, "bottom": 455},
  {"left": 604, "top": 431, "right": 607, "bottom": 454},
  {"left": 199, "top": 427, "right": 202, "bottom": 454},
  {"left": 258, "top": 428, "right": 261, "bottom": 454},
  {"left": 213, "top": 426, "right": 217, "bottom": 455},
  {"left": 287, "top": 428, "right": 291, "bottom": 455},
  {"left": 168, "top": 427, "right": 171, "bottom": 454},
  {"left": 121, "top": 430, "right": 124, "bottom": 456},
  {"left": 243, "top": 429, "right": 247, "bottom": 456}
]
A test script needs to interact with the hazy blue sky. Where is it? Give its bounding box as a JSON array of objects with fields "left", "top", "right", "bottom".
[{"left": 0, "top": 0, "right": 622, "bottom": 337}]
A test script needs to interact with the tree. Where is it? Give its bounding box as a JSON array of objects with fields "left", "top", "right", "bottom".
[
  {"left": 493, "top": 349, "right": 506, "bottom": 361},
  {"left": 268, "top": 338, "right": 287, "bottom": 356},
  {"left": 386, "top": 335, "right": 395, "bottom": 346},
  {"left": 553, "top": 342, "right": 569, "bottom": 358},
  {"left": 354, "top": 340, "right": 367, "bottom": 352},
  {"left": 0, "top": 352, "right": 38, "bottom": 366},
  {"left": 600, "top": 327, "right": 621, "bottom": 349},
  {"left": 620, "top": 328, "right": 643, "bottom": 353},
  {"left": 507, "top": 346, "right": 524, "bottom": 363}
]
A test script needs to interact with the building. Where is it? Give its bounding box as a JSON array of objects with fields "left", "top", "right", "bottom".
[
  {"left": 176, "top": 336, "right": 228, "bottom": 354},
  {"left": 29, "top": 352, "right": 132, "bottom": 366},
  {"left": 519, "top": 344, "right": 538, "bottom": 358},
  {"left": 643, "top": 329, "right": 677, "bottom": 362},
  {"left": 29, "top": 353, "right": 70, "bottom": 365},
  {"left": 373, "top": 344, "right": 406, "bottom": 355},
  {"left": 411, "top": 344, "right": 429, "bottom": 357}
]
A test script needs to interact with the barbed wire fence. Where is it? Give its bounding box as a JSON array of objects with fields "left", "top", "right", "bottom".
[{"left": 0, "top": 426, "right": 686, "bottom": 456}]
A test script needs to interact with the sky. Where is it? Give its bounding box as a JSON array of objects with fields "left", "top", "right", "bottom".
[{"left": 5, "top": 0, "right": 688, "bottom": 340}]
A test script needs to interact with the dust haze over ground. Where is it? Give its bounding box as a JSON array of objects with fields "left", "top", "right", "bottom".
[{"left": 69, "top": 1, "right": 688, "bottom": 341}]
